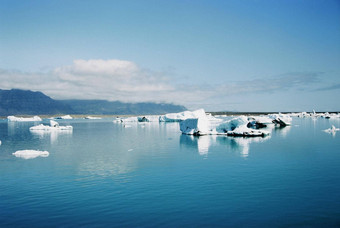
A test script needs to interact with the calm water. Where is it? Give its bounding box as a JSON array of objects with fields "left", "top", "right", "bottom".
[{"left": 0, "top": 117, "right": 340, "bottom": 227}]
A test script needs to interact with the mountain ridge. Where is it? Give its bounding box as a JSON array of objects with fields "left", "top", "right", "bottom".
[{"left": 0, "top": 89, "right": 186, "bottom": 115}]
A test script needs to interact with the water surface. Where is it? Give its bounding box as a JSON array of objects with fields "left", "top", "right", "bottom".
[{"left": 0, "top": 117, "right": 339, "bottom": 227}]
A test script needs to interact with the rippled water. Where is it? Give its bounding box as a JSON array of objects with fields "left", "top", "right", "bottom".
[{"left": 0, "top": 117, "right": 340, "bottom": 227}]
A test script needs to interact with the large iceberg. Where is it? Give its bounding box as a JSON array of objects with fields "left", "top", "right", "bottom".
[
  {"left": 30, "top": 120, "right": 73, "bottom": 131},
  {"left": 12, "top": 150, "right": 49, "bottom": 159},
  {"left": 159, "top": 109, "right": 209, "bottom": 122},
  {"left": 180, "top": 111, "right": 269, "bottom": 137},
  {"left": 7, "top": 116, "right": 42, "bottom": 122}
]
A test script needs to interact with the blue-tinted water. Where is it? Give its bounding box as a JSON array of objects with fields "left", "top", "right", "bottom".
[{"left": 0, "top": 117, "right": 340, "bottom": 227}]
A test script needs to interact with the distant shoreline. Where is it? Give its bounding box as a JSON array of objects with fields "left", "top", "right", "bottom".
[{"left": 1, "top": 111, "right": 339, "bottom": 119}]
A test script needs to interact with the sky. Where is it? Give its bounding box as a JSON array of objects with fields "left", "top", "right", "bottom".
[{"left": 0, "top": 0, "right": 339, "bottom": 112}]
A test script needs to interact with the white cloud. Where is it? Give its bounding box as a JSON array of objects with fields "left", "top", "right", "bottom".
[{"left": 0, "top": 59, "right": 323, "bottom": 110}]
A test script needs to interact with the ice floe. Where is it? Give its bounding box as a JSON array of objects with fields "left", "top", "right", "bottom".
[
  {"left": 7, "top": 116, "right": 42, "bottom": 122},
  {"left": 12, "top": 150, "right": 49, "bottom": 159},
  {"left": 269, "top": 113, "right": 292, "bottom": 126},
  {"left": 323, "top": 125, "right": 340, "bottom": 136},
  {"left": 30, "top": 120, "right": 73, "bottom": 131},
  {"left": 137, "top": 115, "right": 160, "bottom": 122},
  {"left": 85, "top": 116, "right": 102, "bottom": 119},
  {"left": 55, "top": 115, "right": 73, "bottom": 119},
  {"left": 159, "top": 109, "right": 210, "bottom": 122},
  {"left": 180, "top": 111, "right": 270, "bottom": 137}
]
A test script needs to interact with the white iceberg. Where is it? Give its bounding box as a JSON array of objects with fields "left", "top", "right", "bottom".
[
  {"left": 226, "top": 125, "right": 270, "bottom": 137},
  {"left": 85, "top": 116, "right": 102, "bottom": 119},
  {"left": 114, "top": 117, "right": 138, "bottom": 123},
  {"left": 12, "top": 150, "right": 49, "bottom": 159},
  {"left": 137, "top": 115, "right": 160, "bottom": 122},
  {"left": 55, "top": 115, "right": 73, "bottom": 119},
  {"left": 159, "top": 109, "right": 209, "bottom": 122},
  {"left": 180, "top": 112, "right": 269, "bottom": 137},
  {"left": 247, "top": 115, "right": 274, "bottom": 128},
  {"left": 180, "top": 117, "right": 213, "bottom": 135},
  {"left": 323, "top": 125, "right": 339, "bottom": 135},
  {"left": 269, "top": 113, "right": 292, "bottom": 126},
  {"left": 30, "top": 120, "right": 73, "bottom": 131},
  {"left": 7, "top": 116, "right": 42, "bottom": 122}
]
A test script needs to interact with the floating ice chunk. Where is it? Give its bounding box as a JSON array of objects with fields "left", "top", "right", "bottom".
[
  {"left": 180, "top": 118, "right": 213, "bottom": 135},
  {"left": 7, "top": 116, "right": 42, "bottom": 122},
  {"left": 297, "top": 112, "right": 309, "bottom": 118},
  {"left": 30, "top": 120, "right": 73, "bottom": 131},
  {"left": 55, "top": 115, "right": 73, "bottom": 119},
  {"left": 12, "top": 150, "right": 49, "bottom": 159},
  {"left": 137, "top": 115, "right": 160, "bottom": 122},
  {"left": 121, "top": 117, "right": 138, "bottom": 122},
  {"left": 180, "top": 113, "right": 269, "bottom": 137},
  {"left": 112, "top": 117, "right": 122, "bottom": 123},
  {"left": 0, "top": 140, "right": 1, "bottom": 145},
  {"left": 216, "top": 116, "right": 248, "bottom": 133},
  {"left": 269, "top": 113, "right": 292, "bottom": 126},
  {"left": 124, "top": 124, "right": 132, "bottom": 128},
  {"left": 159, "top": 109, "right": 208, "bottom": 122},
  {"left": 226, "top": 125, "right": 270, "bottom": 137},
  {"left": 323, "top": 125, "right": 340, "bottom": 135},
  {"left": 247, "top": 116, "right": 274, "bottom": 128},
  {"left": 85, "top": 116, "right": 102, "bottom": 119}
]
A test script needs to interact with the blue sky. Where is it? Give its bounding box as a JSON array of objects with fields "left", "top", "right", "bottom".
[{"left": 0, "top": 0, "right": 339, "bottom": 111}]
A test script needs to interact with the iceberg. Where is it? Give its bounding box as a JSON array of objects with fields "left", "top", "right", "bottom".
[
  {"left": 180, "top": 117, "right": 213, "bottom": 135},
  {"left": 159, "top": 109, "right": 209, "bottom": 122},
  {"left": 85, "top": 116, "right": 102, "bottom": 119},
  {"left": 119, "top": 117, "right": 138, "bottom": 123},
  {"left": 323, "top": 125, "right": 339, "bottom": 135},
  {"left": 55, "top": 115, "right": 73, "bottom": 119},
  {"left": 7, "top": 116, "right": 42, "bottom": 122},
  {"left": 12, "top": 150, "right": 49, "bottom": 159},
  {"left": 247, "top": 116, "right": 273, "bottom": 128},
  {"left": 137, "top": 115, "right": 160, "bottom": 122},
  {"left": 180, "top": 112, "right": 269, "bottom": 137},
  {"left": 30, "top": 120, "right": 73, "bottom": 131},
  {"left": 269, "top": 113, "right": 292, "bottom": 126}
]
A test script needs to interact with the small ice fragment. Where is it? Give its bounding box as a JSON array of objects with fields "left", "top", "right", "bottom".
[
  {"left": 55, "top": 115, "right": 73, "bottom": 119},
  {"left": 128, "top": 149, "right": 133, "bottom": 151},
  {"left": 85, "top": 116, "right": 102, "bottom": 119},
  {"left": 13, "top": 150, "right": 49, "bottom": 159},
  {"left": 323, "top": 125, "right": 340, "bottom": 134}
]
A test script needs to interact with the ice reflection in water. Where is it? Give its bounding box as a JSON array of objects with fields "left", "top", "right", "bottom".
[
  {"left": 30, "top": 129, "right": 72, "bottom": 144},
  {"left": 180, "top": 124, "right": 293, "bottom": 157}
]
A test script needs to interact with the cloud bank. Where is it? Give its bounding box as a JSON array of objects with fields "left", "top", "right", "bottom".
[{"left": 0, "top": 59, "right": 325, "bottom": 110}]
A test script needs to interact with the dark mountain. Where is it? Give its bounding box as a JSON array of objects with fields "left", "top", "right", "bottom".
[
  {"left": 60, "top": 99, "right": 186, "bottom": 115},
  {"left": 0, "top": 89, "right": 186, "bottom": 116},
  {"left": 0, "top": 89, "right": 73, "bottom": 115}
]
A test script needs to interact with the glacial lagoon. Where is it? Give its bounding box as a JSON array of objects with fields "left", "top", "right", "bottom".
[{"left": 0, "top": 116, "right": 340, "bottom": 227}]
